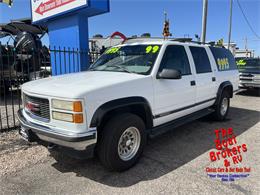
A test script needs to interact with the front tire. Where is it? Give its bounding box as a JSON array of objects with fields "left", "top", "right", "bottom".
[
  {"left": 97, "top": 113, "right": 146, "bottom": 172},
  {"left": 213, "top": 91, "right": 230, "bottom": 121}
]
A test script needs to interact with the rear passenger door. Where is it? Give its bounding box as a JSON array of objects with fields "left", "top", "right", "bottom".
[{"left": 188, "top": 46, "right": 217, "bottom": 106}]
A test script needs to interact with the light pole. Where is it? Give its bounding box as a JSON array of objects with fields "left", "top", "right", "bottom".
[
  {"left": 201, "top": 0, "right": 208, "bottom": 44},
  {"left": 228, "top": 0, "right": 233, "bottom": 49}
]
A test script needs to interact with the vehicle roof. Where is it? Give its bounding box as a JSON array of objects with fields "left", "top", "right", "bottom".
[{"left": 120, "top": 40, "right": 212, "bottom": 48}]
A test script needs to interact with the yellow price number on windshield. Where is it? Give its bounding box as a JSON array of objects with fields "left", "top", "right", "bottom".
[
  {"left": 236, "top": 59, "right": 246, "bottom": 66},
  {"left": 105, "top": 47, "right": 120, "bottom": 54},
  {"left": 217, "top": 58, "right": 229, "bottom": 70},
  {"left": 146, "top": 45, "right": 160, "bottom": 54}
]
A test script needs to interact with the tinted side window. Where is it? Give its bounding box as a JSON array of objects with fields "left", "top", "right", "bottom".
[
  {"left": 210, "top": 47, "right": 237, "bottom": 71},
  {"left": 159, "top": 45, "right": 191, "bottom": 75},
  {"left": 190, "top": 46, "right": 212, "bottom": 73}
]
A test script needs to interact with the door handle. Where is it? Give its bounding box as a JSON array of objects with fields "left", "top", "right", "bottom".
[
  {"left": 190, "top": 80, "right": 196, "bottom": 86},
  {"left": 212, "top": 77, "right": 216, "bottom": 82}
]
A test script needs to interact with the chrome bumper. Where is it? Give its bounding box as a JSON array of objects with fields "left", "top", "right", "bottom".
[
  {"left": 239, "top": 81, "right": 260, "bottom": 88},
  {"left": 17, "top": 109, "right": 97, "bottom": 151}
]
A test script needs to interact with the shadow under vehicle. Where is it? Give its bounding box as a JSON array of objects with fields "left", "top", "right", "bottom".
[{"left": 0, "top": 20, "right": 50, "bottom": 95}]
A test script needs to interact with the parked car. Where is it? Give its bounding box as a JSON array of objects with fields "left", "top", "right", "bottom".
[
  {"left": 18, "top": 40, "right": 239, "bottom": 171},
  {"left": 236, "top": 57, "right": 260, "bottom": 89}
]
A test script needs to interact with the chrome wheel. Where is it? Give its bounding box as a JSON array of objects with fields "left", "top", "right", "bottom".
[
  {"left": 220, "top": 97, "right": 228, "bottom": 116},
  {"left": 118, "top": 127, "right": 141, "bottom": 161}
]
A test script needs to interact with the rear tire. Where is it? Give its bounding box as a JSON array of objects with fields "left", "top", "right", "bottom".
[
  {"left": 212, "top": 91, "right": 230, "bottom": 121},
  {"left": 97, "top": 113, "right": 146, "bottom": 172}
]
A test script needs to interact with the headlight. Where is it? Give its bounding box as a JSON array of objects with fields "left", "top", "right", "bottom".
[
  {"left": 52, "top": 111, "right": 83, "bottom": 123},
  {"left": 52, "top": 112, "right": 74, "bottom": 122},
  {"left": 52, "top": 99, "right": 82, "bottom": 112}
]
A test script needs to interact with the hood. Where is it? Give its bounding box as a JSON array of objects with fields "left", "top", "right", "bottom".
[
  {"left": 239, "top": 67, "right": 260, "bottom": 74},
  {"left": 22, "top": 71, "right": 148, "bottom": 98}
]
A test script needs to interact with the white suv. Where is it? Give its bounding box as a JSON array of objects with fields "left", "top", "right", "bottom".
[{"left": 18, "top": 40, "right": 239, "bottom": 171}]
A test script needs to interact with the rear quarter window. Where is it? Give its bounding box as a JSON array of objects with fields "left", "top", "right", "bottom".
[{"left": 209, "top": 47, "right": 237, "bottom": 71}]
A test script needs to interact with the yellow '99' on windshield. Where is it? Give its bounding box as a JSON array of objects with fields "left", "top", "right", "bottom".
[
  {"left": 146, "top": 45, "right": 160, "bottom": 53},
  {"left": 105, "top": 45, "right": 160, "bottom": 55}
]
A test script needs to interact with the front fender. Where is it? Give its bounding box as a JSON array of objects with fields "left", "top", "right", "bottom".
[{"left": 90, "top": 96, "right": 153, "bottom": 128}]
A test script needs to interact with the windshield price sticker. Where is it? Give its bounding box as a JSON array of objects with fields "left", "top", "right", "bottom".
[
  {"left": 236, "top": 59, "right": 246, "bottom": 66},
  {"left": 217, "top": 58, "right": 229, "bottom": 70},
  {"left": 105, "top": 47, "right": 121, "bottom": 54},
  {"left": 146, "top": 45, "right": 160, "bottom": 54},
  {"left": 105, "top": 45, "right": 160, "bottom": 55}
]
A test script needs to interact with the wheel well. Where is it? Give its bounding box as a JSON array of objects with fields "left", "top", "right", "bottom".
[
  {"left": 96, "top": 104, "right": 153, "bottom": 133},
  {"left": 215, "top": 82, "right": 233, "bottom": 106},
  {"left": 223, "top": 85, "right": 233, "bottom": 98}
]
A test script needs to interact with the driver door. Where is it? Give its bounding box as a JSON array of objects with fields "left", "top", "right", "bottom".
[{"left": 153, "top": 45, "right": 196, "bottom": 126}]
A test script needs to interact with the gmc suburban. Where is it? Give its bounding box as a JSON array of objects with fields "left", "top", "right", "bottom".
[{"left": 18, "top": 40, "right": 239, "bottom": 171}]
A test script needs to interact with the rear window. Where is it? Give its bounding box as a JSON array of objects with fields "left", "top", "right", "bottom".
[
  {"left": 210, "top": 47, "right": 237, "bottom": 71},
  {"left": 190, "top": 46, "right": 212, "bottom": 73}
]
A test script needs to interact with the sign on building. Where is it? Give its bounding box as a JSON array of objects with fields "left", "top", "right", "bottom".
[{"left": 31, "top": 0, "right": 88, "bottom": 23}]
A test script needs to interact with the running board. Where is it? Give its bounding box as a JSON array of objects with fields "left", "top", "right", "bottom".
[{"left": 149, "top": 108, "right": 214, "bottom": 138}]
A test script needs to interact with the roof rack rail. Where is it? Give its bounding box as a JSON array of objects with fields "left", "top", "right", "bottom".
[
  {"left": 171, "top": 38, "right": 204, "bottom": 45},
  {"left": 171, "top": 38, "right": 193, "bottom": 42},
  {"left": 171, "top": 38, "right": 218, "bottom": 47}
]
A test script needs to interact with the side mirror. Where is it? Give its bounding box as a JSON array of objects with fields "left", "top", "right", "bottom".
[{"left": 157, "top": 68, "right": 182, "bottom": 79}]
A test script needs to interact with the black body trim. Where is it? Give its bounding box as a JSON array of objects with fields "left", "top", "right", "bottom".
[
  {"left": 190, "top": 80, "right": 196, "bottom": 86},
  {"left": 90, "top": 97, "right": 153, "bottom": 128},
  {"left": 153, "top": 97, "right": 216, "bottom": 119},
  {"left": 215, "top": 81, "right": 233, "bottom": 105},
  {"left": 149, "top": 108, "right": 214, "bottom": 138}
]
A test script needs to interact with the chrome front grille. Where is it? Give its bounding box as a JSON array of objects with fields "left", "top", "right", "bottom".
[{"left": 24, "top": 94, "right": 50, "bottom": 121}]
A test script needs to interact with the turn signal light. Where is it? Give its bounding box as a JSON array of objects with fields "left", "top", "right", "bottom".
[
  {"left": 73, "top": 114, "right": 83, "bottom": 123},
  {"left": 73, "top": 101, "right": 83, "bottom": 112}
]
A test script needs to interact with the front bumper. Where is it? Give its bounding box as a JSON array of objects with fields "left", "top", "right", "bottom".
[
  {"left": 239, "top": 81, "right": 260, "bottom": 88},
  {"left": 17, "top": 109, "right": 97, "bottom": 151}
]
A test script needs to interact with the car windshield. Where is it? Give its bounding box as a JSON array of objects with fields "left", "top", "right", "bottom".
[
  {"left": 236, "top": 58, "right": 260, "bottom": 70},
  {"left": 89, "top": 44, "right": 161, "bottom": 75}
]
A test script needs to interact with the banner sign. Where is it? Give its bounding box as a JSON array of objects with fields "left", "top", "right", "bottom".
[{"left": 31, "top": 0, "right": 88, "bottom": 22}]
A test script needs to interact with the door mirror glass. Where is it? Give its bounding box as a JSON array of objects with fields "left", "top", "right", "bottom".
[{"left": 157, "top": 68, "right": 182, "bottom": 79}]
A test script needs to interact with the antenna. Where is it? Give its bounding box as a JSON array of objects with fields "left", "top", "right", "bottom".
[{"left": 162, "top": 11, "right": 172, "bottom": 40}]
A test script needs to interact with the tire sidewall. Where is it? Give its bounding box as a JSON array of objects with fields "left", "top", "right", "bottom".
[
  {"left": 99, "top": 114, "right": 146, "bottom": 171},
  {"left": 217, "top": 91, "right": 230, "bottom": 120}
]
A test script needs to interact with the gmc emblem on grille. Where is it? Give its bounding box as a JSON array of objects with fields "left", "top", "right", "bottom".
[{"left": 25, "top": 102, "right": 40, "bottom": 112}]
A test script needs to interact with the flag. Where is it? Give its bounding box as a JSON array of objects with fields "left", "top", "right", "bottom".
[{"left": 0, "top": 0, "right": 13, "bottom": 7}]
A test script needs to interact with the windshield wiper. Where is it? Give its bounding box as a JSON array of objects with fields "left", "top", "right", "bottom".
[{"left": 106, "top": 65, "right": 133, "bottom": 73}]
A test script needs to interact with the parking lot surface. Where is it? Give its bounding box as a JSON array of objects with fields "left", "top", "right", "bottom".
[{"left": 0, "top": 90, "right": 259, "bottom": 195}]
